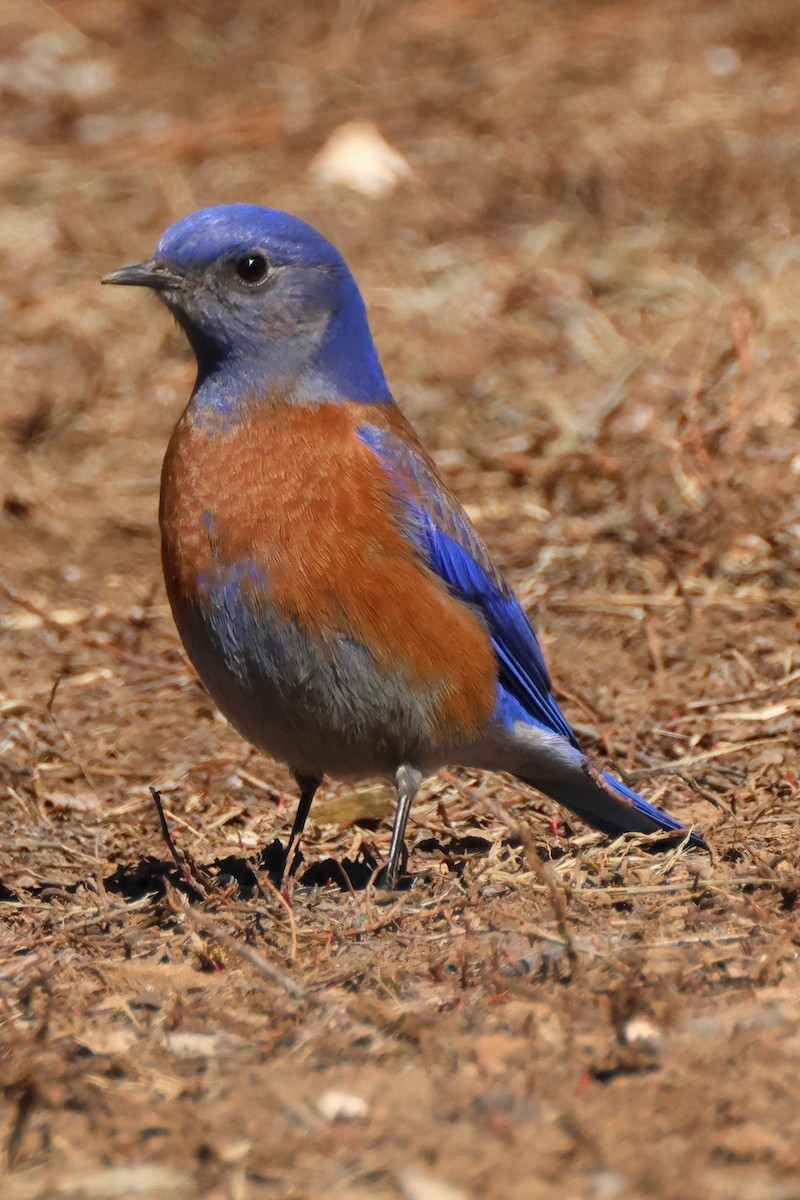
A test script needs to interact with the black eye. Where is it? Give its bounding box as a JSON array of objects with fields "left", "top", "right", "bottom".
[{"left": 234, "top": 254, "right": 269, "bottom": 285}]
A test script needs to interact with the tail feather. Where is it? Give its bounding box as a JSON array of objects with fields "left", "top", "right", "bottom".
[{"left": 519, "top": 758, "right": 705, "bottom": 848}]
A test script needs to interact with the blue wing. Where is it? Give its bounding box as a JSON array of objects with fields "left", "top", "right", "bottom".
[
  {"left": 357, "top": 423, "right": 578, "bottom": 745},
  {"left": 357, "top": 421, "right": 704, "bottom": 848}
]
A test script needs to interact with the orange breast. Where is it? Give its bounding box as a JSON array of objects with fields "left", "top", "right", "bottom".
[{"left": 159, "top": 398, "right": 498, "bottom": 745}]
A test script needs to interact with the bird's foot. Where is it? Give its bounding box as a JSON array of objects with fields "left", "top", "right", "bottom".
[
  {"left": 374, "top": 841, "right": 410, "bottom": 890},
  {"left": 257, "top": 838, "right": 304, "bottom": 887}
]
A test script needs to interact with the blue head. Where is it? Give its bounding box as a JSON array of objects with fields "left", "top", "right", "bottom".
[{"left": 103, "top": 204, "right": 392, "bottom": 410}]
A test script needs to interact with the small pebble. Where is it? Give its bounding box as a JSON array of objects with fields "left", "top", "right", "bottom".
[
  {"left": 316, "top": 1088, "right": 369, "bottom": 1122},
  {"left": 399, "top": 1167, "right": 469, "bottom": 1200}
]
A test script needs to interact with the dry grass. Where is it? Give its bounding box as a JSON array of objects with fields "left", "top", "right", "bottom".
[{"left": 1, "top": 1, "right": 799, "bottom": 1197}]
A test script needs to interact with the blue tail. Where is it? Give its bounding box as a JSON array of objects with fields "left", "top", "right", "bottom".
[{"left": 518, "top": 759, "right": 705, "bottom": 848}]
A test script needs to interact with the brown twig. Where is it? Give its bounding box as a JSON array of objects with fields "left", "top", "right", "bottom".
[
  {"left": 686, "top": 668, "right": 800, "bottom": 711},
  {"left": 175, "top": 898, "right": 311, "bottom": 1002},
  {"left": 260, "top": 875, "right": 299, "bottom": 962},
  {"left": 438, "top": 777, "right": 575, "bottom": 964},
  {"left": 149, "top": 786, "right": 209, "bottom": 900},
  {"left": 480, "top": 795, "right": 578, "bottom": 963}
]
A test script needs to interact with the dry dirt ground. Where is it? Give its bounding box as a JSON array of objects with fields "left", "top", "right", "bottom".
[{"left": 1, "top": 2, "right": 800, "bottom": 1198}]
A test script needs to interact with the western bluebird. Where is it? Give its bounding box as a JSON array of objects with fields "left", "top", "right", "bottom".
[{"left": 103, "top": 204, "right": 703, "bottom": 888}]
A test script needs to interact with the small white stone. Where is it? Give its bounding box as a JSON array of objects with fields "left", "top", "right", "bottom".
[
  {"left": 399, "top": 1168, "right": 469, "bottom": 1200},
  {"left": 705, "top": 46, "right": 741, "bottom": 77},
  {"left": 316, "top": 1088, "right": 369, "bottom": 1121},
  {"left": 311, "top": 120, "right": 411, "bottom": 197},
  {"left": 623, "top": 1016, "right": 662, "bottom": 1047}
]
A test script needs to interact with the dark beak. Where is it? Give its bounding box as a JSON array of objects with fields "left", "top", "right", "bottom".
[{"left": 101, "top": 259, "right": 184, "bottom": 290}]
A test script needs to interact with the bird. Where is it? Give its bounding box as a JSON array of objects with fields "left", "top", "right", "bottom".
[{"left": 103, "top": 203, "right": 703, "bottom": 889}]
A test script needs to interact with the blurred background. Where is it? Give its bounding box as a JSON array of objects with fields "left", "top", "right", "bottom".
[
  {"left": 3, "top": 0, "right": 800, "bottom": 594},
  {"left": 1, "top": 5, "right": 799, "bottom": 1196}
]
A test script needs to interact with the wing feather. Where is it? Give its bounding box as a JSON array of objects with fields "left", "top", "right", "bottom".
[{"left": 357, "top": 423, "right": 578, "bottom": 745}]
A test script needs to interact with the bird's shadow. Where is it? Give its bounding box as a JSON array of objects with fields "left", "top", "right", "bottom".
[
  {"left": 98, "top": 844, "right": 386, "bottom": 902},
  {"left": 108, "top": 841, "right": 409, "bottom": 901},
  {"left": 0, "top": 832, "right": 504, "bottom": 909}
]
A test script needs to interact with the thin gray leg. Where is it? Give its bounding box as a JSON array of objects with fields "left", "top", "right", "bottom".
[
  {"left": 380, "top": 764, "right": 422, "bottom": 890},
  {"left": 282, "top": 772, "right": 321, "bottom": 884}
]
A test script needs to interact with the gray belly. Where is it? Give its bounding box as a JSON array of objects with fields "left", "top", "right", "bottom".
[{"left": 174, "top": 591, "right": 446, "bottom": 779}]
